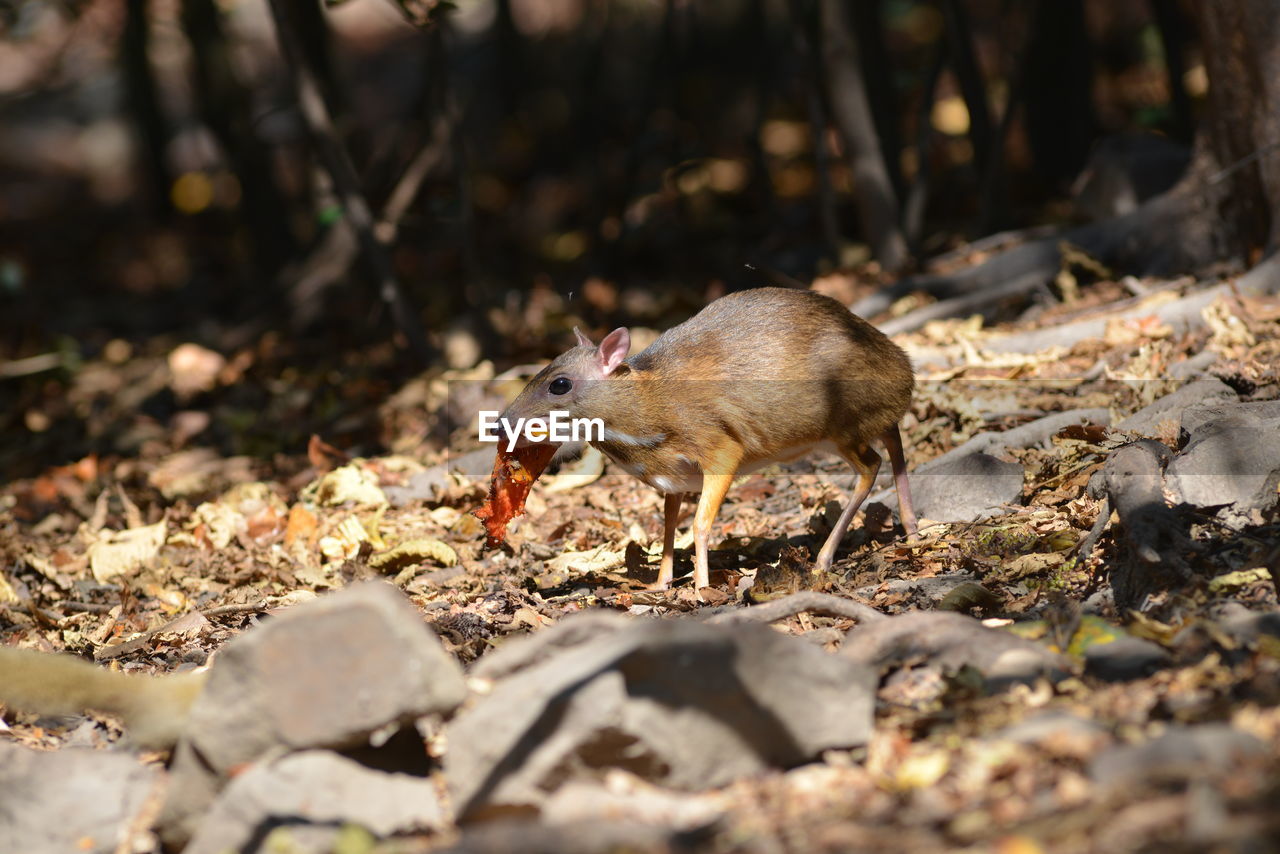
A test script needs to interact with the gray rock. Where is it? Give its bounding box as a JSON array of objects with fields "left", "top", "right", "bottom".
[
  {"left": 852, "top": 572, "right": 983, "bottom": 607},
  {"left": 1089, "top": 724, "right": 1265, "bottom": 788},
  {"left": 1117, "top": 377, "right": 1237, "bottom": 435},
  {"left": 1165, "top": 412, "right": 1280, "bottom": 511},
  {"left": 0, "top": 743, "right": 159, "bottom": 854},
  {"left": 843, "top": 611, "right": 1071, "bottom": 689},
  {"left": 1216, "top": 608, "right": 1280, "bottom": 645},
  {"left": 541, "top": 780, "right": 724, "bottom": 830},
  {"left": 471, "top": 611, "right": 629, "bottom": 681},
  {"left": 159, "top": 582, "right": 465, "bottom": 846},
  {"left": 157, "top": 740, "right": 225, "bottom": 850},
  {"left": 1168, "top": 351, "right": 1220, "bottom": 379},
  {"left": 439, "top": 820, "right": 675, "bottom": 854},
  {"left": 185, "top": 581, "right": 465, "bottom": 775},
  {"left": 447, "top": 613, "right": 876, "bottom": 819},
  {"left": 1179, "top": 400, "right": 1280, "bottom": 437},
  {"left": 988, "top": 710, "right": 1109, "bottom": 746},
  {"left": 1083, "top": 635, "right": 1170, "bottom": 681},
  {"left": 385, "top": 449, "right": 497, "bottom": 506},
  {"left": 908, "top": 453, "right": 1024, "bottom": 522},
  {"left": 183, "top": 751, "right": 446, "bottom": 854},
  {"left": 1082, "top": 588, "right": 1114, "bottom": 615}
]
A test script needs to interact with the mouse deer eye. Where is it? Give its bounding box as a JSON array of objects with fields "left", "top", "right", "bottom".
[{"left": 549, "top": 377, "right": 573, "bottom": 395}]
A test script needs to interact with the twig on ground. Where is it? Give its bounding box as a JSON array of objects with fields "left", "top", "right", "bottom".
[
  {"left": 94, "top": 601, "right": 272, "bottom": 661},
  {"left": 857, "top": 167, "right": 1253, "bottom": 322},
  {"left": 992, "top": 259, "right": 1279, "bottom": 351},
  {"left": 0, "top": 353, "right": 64, "bottom": 379},
  {"left": 922, "top": 408, "right": 1110, "bottom": 470},
  {"left": 705, "top": 591, "right": 887, "bottom": 625},
  {"left": 201, "top": 601, "right": 272, "bottom": 620},
  {"left": 58, "top": 601, "right": 114, "bottom": 614},
  {"left": 858, "top": 227, "right": 1069, "bottom": 317}
]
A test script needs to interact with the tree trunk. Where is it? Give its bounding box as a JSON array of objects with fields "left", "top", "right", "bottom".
[
  {"left": 1022, "top": 0, "right": 1097, "bottom": 188},
  {"left": 121, "top": 0, "right": 172, "bottom": 216},
  {"left": 815, "top": 0, "right": 909, "bottom": 272},
  {"left": 1150, "top": 0, "right": 1194, "bottom": 143},
  {"left": 1189, "top": 0, "right": 1280, "bottom": 258},
  {"left": 859, "top": 0, "right": 1280, "bottom": 316},
  {"left": 182, "top": 0, "right": 297, "bottom": 276},
  {"left": 940, "top": 0, "right": 1006, "bottom": 232},
  {"left": 850, "top": 0, "right": 904, "bottom": 199}
]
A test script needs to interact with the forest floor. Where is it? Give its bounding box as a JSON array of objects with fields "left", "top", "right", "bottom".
[{"left": 2, "top": 263, "right": 1280, "bottom": 853}]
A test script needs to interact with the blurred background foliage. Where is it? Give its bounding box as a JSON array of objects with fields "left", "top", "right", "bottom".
[{"left": 0, "top": 0, "right": 1204, "bottom": 476}]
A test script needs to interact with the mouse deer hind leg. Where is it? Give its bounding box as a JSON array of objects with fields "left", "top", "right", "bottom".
[
  {"left": 814, "top": 442, "right": 881, "bottom": 574},
  {"left": 881, "top": 425, "right": 919, "bottom": 536}
]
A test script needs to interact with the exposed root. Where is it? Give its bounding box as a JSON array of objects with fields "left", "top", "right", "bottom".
[
  {"left": 858, "top": 177, "right": 1226, "bottom": 321},
  {"left": 902, "top": 254, "right": 1280, "bottom": 367},
  {"left": 1095, "top": 439, "right": 1202, "bottom": 610},
  {"left": 705, "top": 591, "right": 887, "bottom": 625}
]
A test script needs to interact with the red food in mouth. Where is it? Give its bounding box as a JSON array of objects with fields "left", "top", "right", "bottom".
[{"left": 473, "top": 442, "right": 559, "bottom": 547}]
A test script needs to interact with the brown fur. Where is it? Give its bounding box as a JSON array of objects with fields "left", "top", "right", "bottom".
[
  {"left": 501, "top": 287, "right": 917, "bottom": 588},
  {"left": 0, "top": 646, "right": 205, "bottom": 749}
]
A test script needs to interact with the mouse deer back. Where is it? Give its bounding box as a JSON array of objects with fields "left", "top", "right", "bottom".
[{"left": 499, "top": 287, "right": 918, "bottom": 590}]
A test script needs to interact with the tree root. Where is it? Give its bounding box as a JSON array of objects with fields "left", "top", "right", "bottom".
[
  {"left": 924, "top": 224, "right": 1058, "bottom": 270},
  {"left": 704, "top": 591, "right": 886, "bottom": 625},
  {"left": 868, "top": 157, "right": 1274, "bottom": 357},
  {"left": 879, "top": 272, "right": 1051, "bottom": 337},
  {"left": 931, "top": 407, "right": 1111, "bottom": 466},
  {"left": 1090, "top": 439, "right": 1203, "bottom": 610},
  {"left": 858, "top": 180, "right": 1222, "bottom": 320},
  {"left": 867, "top": 407, "right": 1110, "bottom": 508},
  {"left": 901, "top": 253, "right": 1280, "bottom": 367}
]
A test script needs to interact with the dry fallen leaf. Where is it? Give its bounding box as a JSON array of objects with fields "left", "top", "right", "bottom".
[
  {"left": 168, "top": 342, "right": 226, "bottom": 398},
  {"left": 0, "top": 571, "right": 18, "bottom": 605},
  {"left": 308, "top": 463, "right": 388, "bottom": 508},
  {"left": 542, "top": 446, "right": 607, "bottom": 493},
  {"left": 186, "top": 500, "right": 245, "bottom": 549},
  {"left": 545, "top": 544, "right": 627, "bottom": 574},
  {"left": 368, "top": 538, "right": 459, "bottom": 572},
  {"left": 87, "top": 521, "right": 167, "bottom": 582},
  {"left": 319, "top": 516, "right": 369, "bottom": 563},
  {"left": 285, "top": 503, "right": 319, "bottom": 549},
  {"left": 889, "top": 749, "right": 951, "bottom": 790}
]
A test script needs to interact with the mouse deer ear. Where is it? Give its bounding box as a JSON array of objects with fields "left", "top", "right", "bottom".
[
  {"left": 597, "top": 327, "right": 630, "bottom": 376},
  {"left": 573, "top": 327, "right": 594, "bottom": 348}
]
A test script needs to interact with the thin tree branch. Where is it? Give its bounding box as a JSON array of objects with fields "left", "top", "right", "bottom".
[{"left": 265, "top": 0, "right": 433, "bottom": 364}]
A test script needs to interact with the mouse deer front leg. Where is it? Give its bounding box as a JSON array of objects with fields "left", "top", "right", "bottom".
[
  {"left": 692, "top": 441, "right": 743, "bottom": 590},
  {"left": 653, "top": 492, "right": 682, "bottom": 589}
]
